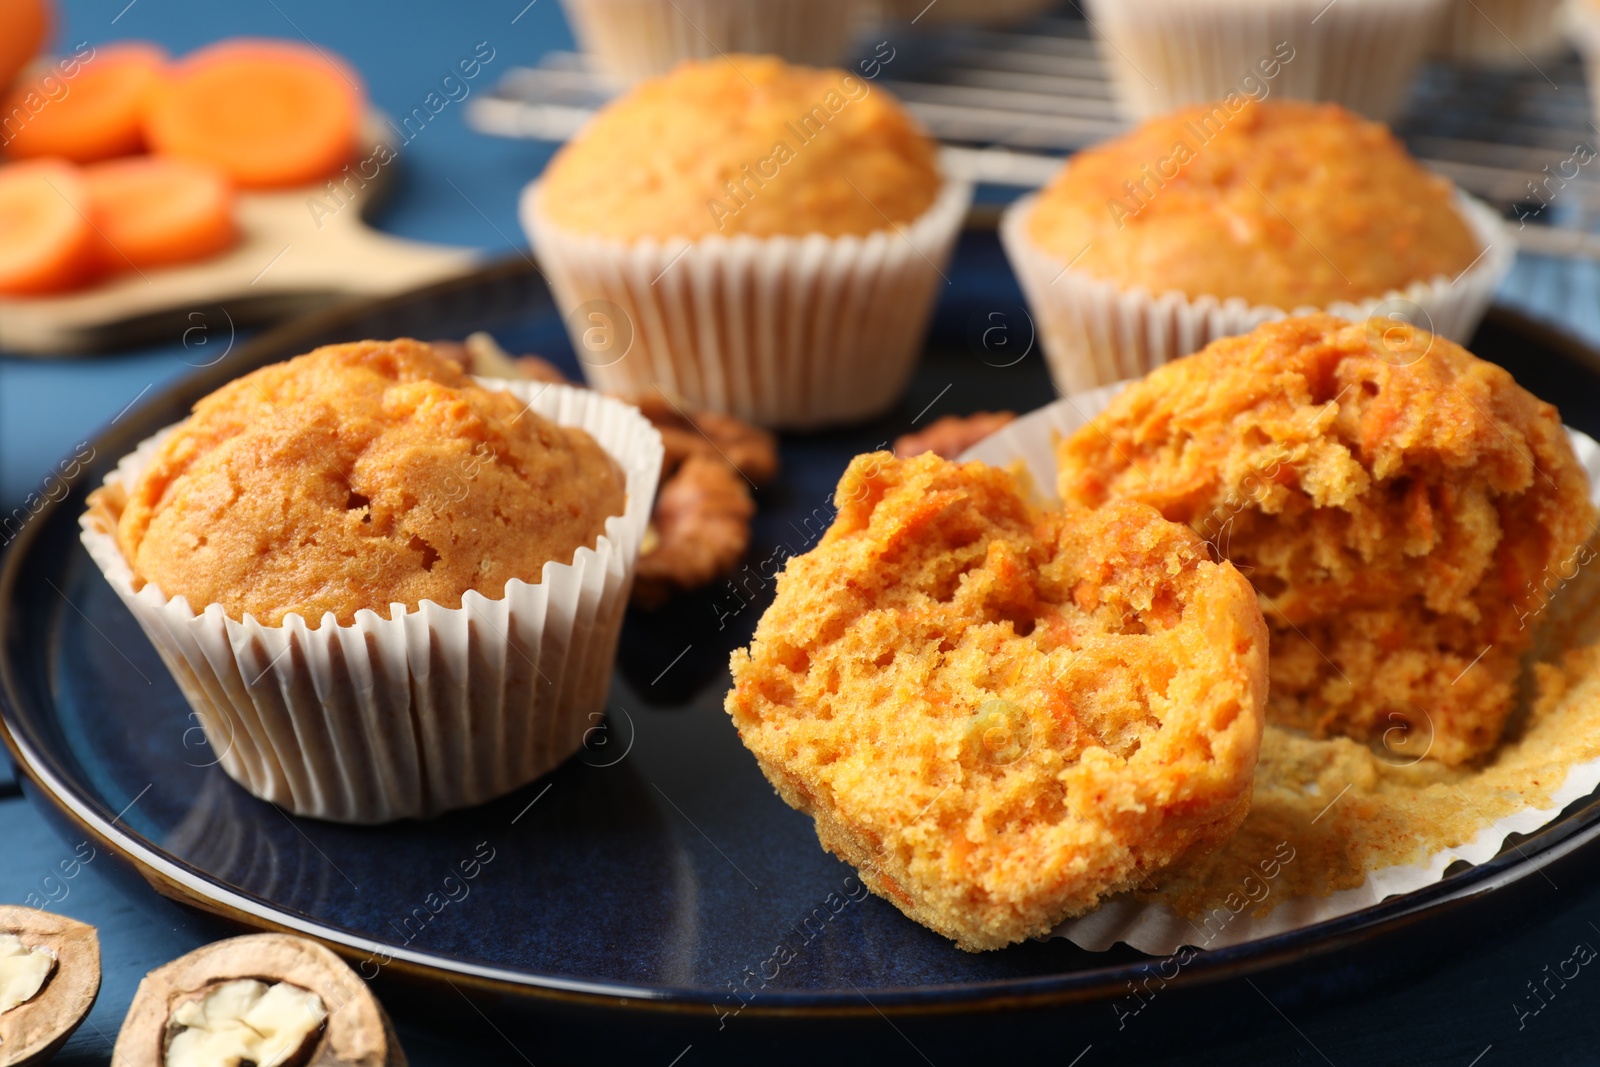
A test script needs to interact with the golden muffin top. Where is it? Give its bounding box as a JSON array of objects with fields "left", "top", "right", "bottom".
[
  {"left": 1056, "top": 314, "right": 1595, "bottom": 765},
  {"left": 1027, "top": 100, "right": 1483, "bottom": 309},
  {"left": 109, "top": 339, "right": 625, "bottom": 626},
  {"left": 536, "top": 55, "right": 942, "bottom": 240}
]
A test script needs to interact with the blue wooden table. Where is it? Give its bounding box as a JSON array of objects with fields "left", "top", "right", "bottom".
[{"left": 6, "top": 2, "right": 1600, "bottom": 1063}]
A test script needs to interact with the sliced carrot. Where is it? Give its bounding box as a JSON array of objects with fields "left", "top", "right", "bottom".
[
  {"left": 0, "top": 159, "right": 96, "bottom": 295},
  {"left": 3, "top": 42, "right": 167, "bottom": 162},
  {"left": 83, "top": 156, "right": 236, "bottom": 271},
  {"left": 0, "top": 0, "right": 51, "bottom": 95},
  {"left": 143, "top": 38, "right": 363, "bottom": 190}
]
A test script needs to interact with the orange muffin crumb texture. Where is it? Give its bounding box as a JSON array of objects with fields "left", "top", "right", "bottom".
[
  {"left": 1155, "top": 598, "right": 1600, "bottom": 922},
  {"left": 1057, "top": 315, "right": 1595, "bottom": 767},
  {"left": 1027, "top": 100, "right": 1483, "bottom": 309},
  {"left": 537, "top": 55, "right": 942, "bottom": 240},
  {"left": 726, "top": 452, "right": 1268, "bottom": 951},
  {"left": 109, "top": 338, "right": 625, "bottom": 626}
]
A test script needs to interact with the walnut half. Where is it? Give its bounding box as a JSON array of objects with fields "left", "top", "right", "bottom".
[
  {"left": 0, "top": 906, "right": 100, "bottom": 1067},
  {"left": 114, "top": 934, "right": 404, "bottom": 1067},
  {"left": 633, "top": 454, "right": 757, "bottom": 608}
]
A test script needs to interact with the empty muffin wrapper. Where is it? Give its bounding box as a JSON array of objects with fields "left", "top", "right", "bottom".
[
  {"left": 962, "top": 386, "right": 1600, "bottom": 955},
  {"left": 522, "top": 175, "right": 973, "bottom": 430},
  {"left": 79, "top": 381, "right": 664, "bottom": 825},
  {"left": 1001, "top": 188, "right": 1515, "bottom": 397}
]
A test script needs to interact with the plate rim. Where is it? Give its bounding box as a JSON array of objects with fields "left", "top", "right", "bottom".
[{"left": 6, "top": 262, "right": 1600, "bottom": 1014}]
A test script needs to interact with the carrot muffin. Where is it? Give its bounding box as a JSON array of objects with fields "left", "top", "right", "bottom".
[
  {"left": 537, "top": 56, "right": 939, "bottom": 240},
  {"left": 1001, "top": 99, "right": 1510, "bottom": 394},
  {"left": 726, "top": 452, "right": 1269, "bottom": 951},
  {"left": 82, "top": 339, "right": 662, "bottom": 823},
  {"left": 1056, "top": 315, "right": 1596, "bottom": 766},
  {"left": 522, "top": 55, "right": 971, "bottom": 427},
  {"left": 1027, "top": 101, "right": 1479, "bottom": 311},
  {"left": 112, "top": 339, "right": 625, "bottom": 626}
]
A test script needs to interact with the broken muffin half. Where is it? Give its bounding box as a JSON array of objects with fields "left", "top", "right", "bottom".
[
  {"left": 1056, "top": 314, "right": 1596, "bottom": 766},
  {"left": 726, "top": 452, "right": 1269, "bottom": 951}
]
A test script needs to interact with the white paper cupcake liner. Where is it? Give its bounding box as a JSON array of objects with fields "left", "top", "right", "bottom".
[
  {"left": 1000, "top": 187, "right": 1515, "bottom": 397},
  {"left": 961, "top": 384, "right": 1600, "bottom": 954},
  {"left": 522, "top": 176, "right": 973, "bottom": 430},
  {"left": 1084, "top": 0, "right": 1450, "bottom": 122},
  {"left": 79, "top": 381, "right": 664, "bottom": 825},
  {"left": 876, "top": 0, "right": 1057, "bottom": 27},
  {"left": 1570, "top": 1, "right": 1600, "bottom": 123},
  {"left": 1437, "top": 0, "right": 1568, "bottom": 63},
  {"left": 559, "top": 0, "right": 861, "bottom": 88}
]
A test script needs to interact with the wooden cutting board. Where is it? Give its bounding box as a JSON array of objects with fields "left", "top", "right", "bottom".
[{"left": 0, "top": 115, "right": 482, "bottom": 355}]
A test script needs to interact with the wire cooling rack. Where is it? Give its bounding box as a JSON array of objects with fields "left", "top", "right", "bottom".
[{"left": 466, "top": 10, "right": 1600, "bottom": 341}]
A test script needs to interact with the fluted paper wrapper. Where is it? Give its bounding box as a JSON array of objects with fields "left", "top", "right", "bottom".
[
  {"left": 1084, "top": 0, "right": 1449, "bottom": 122},
  {"left": 560, "top": 0, "right": 860, "bottom": 88},
  {"left": 1571, "top": 1, "right": 1600, "bottom": 123},
  {"left": 80, "top": 382, "right": 664, "bottom": 825},
  {"left": 1001, "top": 189, "right": 1514, "bottom": 397},
  {"left": 961, "top": 385, "right": 1600, "bottom": 954},
  {"left": 522, "top": 177, "right": 972, "bottom": 430},
  {"left": 877, "top": 0, "right": 1057, "bottom": 27},
  {"left": 1437, "top": 0, "right": 1567, "bottom": 63}
]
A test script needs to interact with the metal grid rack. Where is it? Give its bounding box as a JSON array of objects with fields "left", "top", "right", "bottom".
[{"left": 466, "top": 12, "right": 1600, "bottom": 328}]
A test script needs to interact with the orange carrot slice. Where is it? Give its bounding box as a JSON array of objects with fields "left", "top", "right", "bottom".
[
  {"left": 0, "top": 159, "right": 96, "bottom": 294},
  {"left": 0, "top": 0, "right": 50, "bottom": 95},
  {"left": 83, "top": 156, "right": 236, "bottom": 271},
  {"left": 3, "top": 42, "right": 167, "bottom": 162},
  {"left": 143, "top": 38, "right": 363, "bottom": 189}
]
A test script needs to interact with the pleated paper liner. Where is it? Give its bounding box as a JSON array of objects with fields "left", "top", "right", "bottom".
[
  {"left": 80, "top": 381, "right": 663, "bottom": 825},
  {"left": 876, "top": 0, "right": 1058, "bottom": 27},
  {"left": 522, "top": 176, "right": 973, "bottom": 430},
  {"left": 1571, "top": 0, "right": 1600, "bottom": 127},
  {"left": 961, "top": 383, "right": 1600, "bottom": 954},
  {"left": 1436, "top": 0, "right": 1568, "bottom": 63},
  {"left": 1084, "top": 0, "right": 1450, "bottom": 122},
  {"left": 1001, "top": 189, "right": 1514, "bottom": 398},
  {"left": 558, "top": 0, "right": 861, "bottom": 88}
]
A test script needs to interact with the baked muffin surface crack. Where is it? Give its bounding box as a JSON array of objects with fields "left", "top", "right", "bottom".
[{"left": 109, "top": 338, "right": 625, "bottom": 626}]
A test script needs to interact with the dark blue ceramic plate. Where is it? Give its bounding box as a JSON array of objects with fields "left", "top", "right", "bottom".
[{"left": 7, "top": 256, "right": 1600, "bottom": 1062}]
